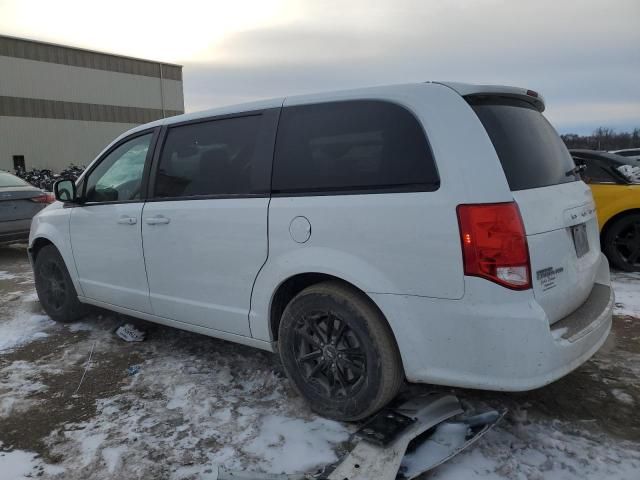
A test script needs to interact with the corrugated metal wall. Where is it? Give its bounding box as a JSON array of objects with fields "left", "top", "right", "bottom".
[
  {"left": 0, "top": 35, "right": 184, "bottom": 173},
  {"left": 0, "top": 35, "right": 182, "bottom": 80},
  {"left": 0, "top": 116, "right": 139, "bottom": 171},
  {"left": 0, "top": 56, "right": 183, "bottom": 111}
]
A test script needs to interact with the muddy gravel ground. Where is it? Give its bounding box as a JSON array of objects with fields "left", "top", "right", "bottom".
[{"left": 0, "top": 244, "right": 639, "bottom": 480}]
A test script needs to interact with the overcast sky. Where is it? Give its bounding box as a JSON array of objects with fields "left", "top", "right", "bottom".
[{"left": 1, "top": 0, "right": 638, "bottom": 134}]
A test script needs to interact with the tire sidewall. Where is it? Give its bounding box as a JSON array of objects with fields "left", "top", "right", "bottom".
[
  {"left": 604, "top": 214, "right": 640, "bottom": 272},
  {"left": 279, "top": 288, "right": 386, "bottom": 421},
  {"left": 34, "top": 246, "right": 81, "bottom": 322}
]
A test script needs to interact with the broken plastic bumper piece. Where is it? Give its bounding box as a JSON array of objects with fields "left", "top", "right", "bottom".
[{"left": 212, "top": 392, "right": 505, "bottom": 480}]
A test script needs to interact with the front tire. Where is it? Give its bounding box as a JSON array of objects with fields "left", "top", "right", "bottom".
[
  {"left": 278, "top": 281, "right": 404, "bottom": 421},
  {"left": 34, "top": 245, "right": 87, "bottom": 322},
  {"left": 603, "top": 214, "right": 640, "bottom": 272}
]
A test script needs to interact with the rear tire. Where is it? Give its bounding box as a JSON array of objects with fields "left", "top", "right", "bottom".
[
  {"left": 34, "top": 245, "right": 87, "bottom": 322},
  {"left": 278, "top": 281, "right": 404, "bottom": 421},
  {"left": 603, "top": 214, "right": 640, "bottom": 272}
]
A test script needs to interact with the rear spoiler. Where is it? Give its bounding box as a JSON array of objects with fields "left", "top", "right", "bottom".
[{"left": 431, "top": 81, "right": 546, "bottom": 112}]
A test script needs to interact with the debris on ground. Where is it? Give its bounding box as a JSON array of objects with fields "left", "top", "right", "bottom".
[{"left": 115, "top": 324, "right": 146, "bottom": 342}]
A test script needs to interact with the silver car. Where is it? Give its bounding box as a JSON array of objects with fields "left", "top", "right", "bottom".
[{"left": 1, "top": 171, "right": 53, "bottom": 245}]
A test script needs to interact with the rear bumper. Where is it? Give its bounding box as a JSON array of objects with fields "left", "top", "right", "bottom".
[{"left": 370, "top": 253, "right": 613, "bottom": 391}]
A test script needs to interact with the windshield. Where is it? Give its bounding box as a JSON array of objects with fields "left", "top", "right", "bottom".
[
  {"left": 470, "top": 98, "right": 578, "bottom": 191},
  {"left": 0, "top": 171, "right": 30, "bottom": 188}
]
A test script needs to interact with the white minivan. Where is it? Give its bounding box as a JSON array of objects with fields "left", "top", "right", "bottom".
[{"left": 30, "top": 82, "right": 613, "bottom": 421}]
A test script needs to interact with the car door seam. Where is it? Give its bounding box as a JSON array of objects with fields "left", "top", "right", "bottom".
[
  {"left": 67, "top": 207, "right": 86, "bottom": 297},
  {"left": 247, "top": 102, "right": 284, "bottom": 338},
  {"left": 140, "top": 201, "right": 154, "bottom": 315}
]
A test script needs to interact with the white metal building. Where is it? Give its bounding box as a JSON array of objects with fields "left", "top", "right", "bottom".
[{"left": 0, "top": 35, "right": 184, "bottom": 172}]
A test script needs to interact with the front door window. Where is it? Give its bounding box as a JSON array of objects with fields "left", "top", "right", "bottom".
[{"left": 84, "top": 134, "right": 152, "bottom": 202}]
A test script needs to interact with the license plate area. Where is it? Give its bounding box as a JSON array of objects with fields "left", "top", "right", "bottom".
[{"left": 571, "top": 223, "right": 589, "bottom": 258}]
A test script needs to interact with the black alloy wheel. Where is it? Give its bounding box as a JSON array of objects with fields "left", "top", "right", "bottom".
[
  {"left": 278, "top": 281, "right": 404, "bottom": 421},
  {"left": 293, "top": 311, "right": 367, "bottom": 400},
  {"left": 613, "top": 220, "right": 640, "bottom": 269},
  {"left": 34, "top": 245, "right": 87, "bottom": 322},
  {"left": 38, "top": 259, "right": 68, "bottom": 312}
]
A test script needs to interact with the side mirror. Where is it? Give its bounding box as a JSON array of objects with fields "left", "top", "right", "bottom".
[{"left": 53, "top": 179, "right": 77, "bottom": 203}]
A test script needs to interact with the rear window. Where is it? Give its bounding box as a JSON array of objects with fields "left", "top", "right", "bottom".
[
  {"left": 272, "top": 100, "right": 439, "bottom": 194},
  {"left": 0, "top": 171, "right": 29, "bottom": 187},
  {"left": 470, "top": 98, "right": 578, "bottom": 191}
]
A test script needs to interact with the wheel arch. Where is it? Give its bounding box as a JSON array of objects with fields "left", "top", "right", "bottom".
[
  {"left": 30, "top": 236, "right": 55, "bottom": 262},
  {"left": 600, "top": 208, "right": 640, "bottom": 243},
  {"left": 268, "top": 273, "right": 403, "bottom": 366},
  {"left": 29, "top": 232, "right": 84, "bottom": 297},
  {"left": 269, "top": 272, "right": 331, "bottom": 343}
]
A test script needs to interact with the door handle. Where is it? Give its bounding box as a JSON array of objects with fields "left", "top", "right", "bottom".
[
  {"left": 117, "top": 216, "right": 137, "bottom": 225},
  {"left": 145, "top": 215, "right": 170, "bottom": 225}
]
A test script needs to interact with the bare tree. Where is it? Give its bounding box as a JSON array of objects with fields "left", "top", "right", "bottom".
[{"left": 561, "top": 127, "right": 640, "bottom": 151}]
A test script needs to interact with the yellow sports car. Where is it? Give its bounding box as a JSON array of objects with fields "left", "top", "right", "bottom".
[{"left": 571, "top": 149, "right": 640, "bottom": 271}]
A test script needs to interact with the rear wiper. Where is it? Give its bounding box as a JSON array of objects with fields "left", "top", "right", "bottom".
[{"left": 566, "top": 164, "right": 586, "bottom": 177}]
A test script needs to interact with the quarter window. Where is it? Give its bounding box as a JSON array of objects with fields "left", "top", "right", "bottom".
[
  {"left": 154, "top": 115, "right": 262, "bottom": 198},
  {"left": 272, "top": 101, "right": 438, "bottom": 193},
  {"left": 84, "top": 133, "right": 152, "bottom": 203}
]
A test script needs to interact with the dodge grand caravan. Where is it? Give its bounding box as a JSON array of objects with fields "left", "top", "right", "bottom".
[{"left": 29, "top": 82, "right": 614, "bottom": 421}]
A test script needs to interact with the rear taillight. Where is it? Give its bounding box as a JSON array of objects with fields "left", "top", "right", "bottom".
[
  {"left": 30, "top": 193, "right": 55, "bottom": 204},
  {"left": 456, "top": 202, "right": 531, "bottom": 290}
]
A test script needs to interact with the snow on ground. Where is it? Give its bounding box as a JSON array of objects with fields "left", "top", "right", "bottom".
[
  {"left": 611, "top": 271, "right": 640, "bottom": 318},
  {"left": 0, "top": 271, "right": 17, "bottom": 281},
  {"left": 0, "top": 446, "right": 64, "bottom": 479},
  {"left": 0, "top": 360, "right": 49, "bottom": 418},
  {"left": 0, "top": 294, "right": 354, "bottom": 478},
  {"left": 432, "top": 415, "right": 640, "bottom": 479},
  {"left": 1, "top": 247, "right": 639, "bottom": 480},
  {"left": 0, "top": 309, "right": 54, "bottom": 352},
  {"left": 611, "top": 389, "right": 634, "bottom": 405},
  {"left": 38, "top": 325, "right": 353, "bottom": 479}
]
